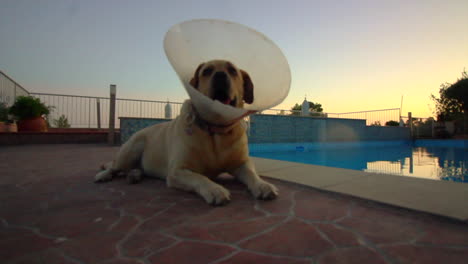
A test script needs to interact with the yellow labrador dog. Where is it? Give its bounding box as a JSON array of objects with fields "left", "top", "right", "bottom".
[{"left": 95, "top": 60, "right": 278, "bottom": 205}]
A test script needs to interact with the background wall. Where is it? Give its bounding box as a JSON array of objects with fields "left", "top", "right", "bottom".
[
  {"left": 248, "top": 115, "right": 410, "bottom": 143},
  {"left": 120, "top": 114, "right": 410, "bottom": 144}
]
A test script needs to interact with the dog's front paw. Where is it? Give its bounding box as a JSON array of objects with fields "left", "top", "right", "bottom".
[
  {"left": 199, "top": 184, "right": 231, "bottom": 206},
  {"left": 95, "top": 169, "right": 113, "bottom": 183},
  {"left": 250, "top": 180, "right": 278, "bottom": 200}
]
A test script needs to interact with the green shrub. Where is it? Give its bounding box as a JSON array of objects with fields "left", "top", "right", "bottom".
[
  {"left": 385, "top": 120, "right": 400, "bottom": 126},
  {"left": 53, "top": 114, "right": 71, "bottom": 128},
  {"left": 0, "top": 102, "right": 8, "bottom": 122},
  {"left": 9, "top": 96, "right": 52, "bottom": 121}
]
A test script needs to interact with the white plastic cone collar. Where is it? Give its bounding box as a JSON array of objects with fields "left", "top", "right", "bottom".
[{"left": 164, "top": 19, "right": 291, "bottom": 125}]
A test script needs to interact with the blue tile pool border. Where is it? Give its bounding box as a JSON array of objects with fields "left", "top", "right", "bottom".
[
  {"left": 249, "top": 140, "right": 411, "bottom": 153},
  {"left": 414, "top": 139, "right": 468, "bottom": 148},
  {"left": 249, "top": 139, "right": 467, "bottom": 153}
]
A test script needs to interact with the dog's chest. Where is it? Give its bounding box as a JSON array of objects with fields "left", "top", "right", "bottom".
[{"left": 184, "top": 132, "right": 248, "bottom": 176}]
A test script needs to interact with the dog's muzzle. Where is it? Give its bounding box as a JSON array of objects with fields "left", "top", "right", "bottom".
[{"left": 212, "top": 72, "right": 232, "bottom": 105}]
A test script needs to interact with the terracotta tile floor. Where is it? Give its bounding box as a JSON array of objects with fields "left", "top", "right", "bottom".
[{"left": 1, "top": 144, "right": 468, "bottom": 264}]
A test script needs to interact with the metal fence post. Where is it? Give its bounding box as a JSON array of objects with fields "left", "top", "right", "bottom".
[
  {"left": 96, "top": 98, "right": 101, "bottom": 129},
  {"left": 108, "top": 85, "right": 116, "bottom": 145},
  {"left": 408, "top": 112, "right": 413, "bottom": 138},
  {"left": 88, "top": 97, "right": 91, "bottom": 128}
]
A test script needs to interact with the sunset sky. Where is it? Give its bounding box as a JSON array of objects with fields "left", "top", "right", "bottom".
[{"left": 1, "top": 0, "right": 467, "bottom": 118}]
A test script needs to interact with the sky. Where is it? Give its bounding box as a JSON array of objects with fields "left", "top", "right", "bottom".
[{"left": 1, "top": 0, "right": 467, "bottom": 118}]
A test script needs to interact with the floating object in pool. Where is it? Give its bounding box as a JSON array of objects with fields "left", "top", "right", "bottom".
[
  {"left": 296, "top": 146, "right": 305, "bottom": 152},
  {"left": 164, "top": 19, "right": 291, "bottom": 125}
]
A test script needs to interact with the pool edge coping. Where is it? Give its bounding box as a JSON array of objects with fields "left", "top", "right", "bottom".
[{"left": 252, "top": 157, "right": 468, "bottom": 222}]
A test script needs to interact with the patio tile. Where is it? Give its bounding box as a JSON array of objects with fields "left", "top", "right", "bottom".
[
  {"left": 192, "top": 200, "right": 266, "bottom": 223},
  {"left": 317, "top": 247, "right": 387, "bottom": 264},
  {"left": 122, "top": 231, "right": 176, "bottom": 258},
  {"left": 0, "top": 227, "right": 54, "bottom": 262},
  {"left": 218, "top": 251, "right": 310, "bottom": 264},
  {"left": 239, "top": 218, "right": 334, "bottom": 257},
  {"left": 256, "top": 197, "right": 292, "bottom": 215},
  {"left": 108, "top": 215, "right": 140, "bottom": 234},
  {"left": 101, "top": 259, "right": 144, "bottom": 264},
  {"left": 315, "top": 224, "right": 361, "bottom": 247},
  {"left": 416, "top": 221, "right": 468, "bottom": 246},
  {"left": 350, "top": 200, "right": 419, "bottom": 222},
  {"left": 255, "top": 182, "right": 299, "bottom": 215},
  {"left": 6, "top": 249, "right": 77, "bottom": 264},
  {"left": 336, "top": 216, "right": 421, "bottom": 245},
  {"left": 33, "top": 202, "right": 121, "bottom": 238},
  {"left": 2, "top": 144, "right": 468, "bottom": 264},
  {"left": 168, "top": 215, "right": 285, "bottom": 243},
  {"left": 147, "top": 241, "right": 235, "bottom": 264},
  {"left": 58, "top": 232, "right": 123, "bottom": 263},
  {"left": 139, "top": 200, "right": 214, "bottom": 232},
  {"left": 381, "top": 245, "right": 468, "bottom": 264},
  {"left": 295, "top": 190, "right": 351, "bottom": 221}
]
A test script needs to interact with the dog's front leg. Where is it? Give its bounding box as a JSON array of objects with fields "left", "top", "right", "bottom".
[
  {"left": 232, "top": 160, "right": 278, "bottom": 200},
  {"left": 168, "top": 169, "right": 231, "bottom": 205}
]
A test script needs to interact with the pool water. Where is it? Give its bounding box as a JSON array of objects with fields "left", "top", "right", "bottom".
[{"left": 249, "top": 140, "right": 468, "bottom": 183}]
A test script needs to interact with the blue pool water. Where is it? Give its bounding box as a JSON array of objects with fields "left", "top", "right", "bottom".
[{"left": 249, "top": 140, "right": 468, "bottom": 183}]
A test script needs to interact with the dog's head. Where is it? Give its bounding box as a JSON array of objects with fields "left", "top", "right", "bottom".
[{"left": 189, "top": 60, "right": 254, "bottom": 107}]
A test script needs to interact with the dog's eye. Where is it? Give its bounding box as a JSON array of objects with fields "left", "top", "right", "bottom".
[
  {"left": 227, "top": 66, "right": 237, "bottom": 76},
  {"left": 202, "top": 67, "right": 213, "bottom": 76}
]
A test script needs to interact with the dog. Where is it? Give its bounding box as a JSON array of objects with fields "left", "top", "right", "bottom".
[{"left": 95, "top": 60, "right": 278, "bottom": 205}]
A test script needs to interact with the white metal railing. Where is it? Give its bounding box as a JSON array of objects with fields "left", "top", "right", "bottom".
[
  {"left": 30, "top": 92, "right": 403, "bottom": 129},
  {"left": 31, "top": 93, "right": 183, "bottom": 128},
  {"left": 258, "top": 107, "right": 401, "bottom": 126},
  {"left": 258, "top": 108, "right": 327, "bottom": 117},
  {"left": 0, "top": 71, "right": 30, "bottom": 106},
  {"left": 327, "top": 108, "right": 401, "bottom": 126}
]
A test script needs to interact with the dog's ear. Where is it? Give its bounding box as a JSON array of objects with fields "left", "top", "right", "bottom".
[
  {"left": 241, "top": 70, "right": 254, "bottom": 104},
  {"left": 189, "top": 63, "right": 204, "bottom": 89}
]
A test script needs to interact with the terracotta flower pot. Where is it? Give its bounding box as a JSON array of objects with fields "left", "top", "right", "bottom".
[
  {"left": 0, "top": 122, "right": 17, "bottom": 133},
  {"left": 7, "top": 123, "right": 18, "bottom": 132},
  {"left": 17, "top": 117, "right": 48, "bottom": 132},
  {"left": 0, "top": 122, "right": 6, "bottom": 132}
]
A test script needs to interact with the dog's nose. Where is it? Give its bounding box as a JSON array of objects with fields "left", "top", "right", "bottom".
[{"left": 213, "top": 71, "right": 227, "bottom": 81}]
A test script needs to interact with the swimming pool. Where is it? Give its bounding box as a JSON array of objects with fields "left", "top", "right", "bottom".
[{"left": 249, "top": 140, "right": 468, "bottom": 183}]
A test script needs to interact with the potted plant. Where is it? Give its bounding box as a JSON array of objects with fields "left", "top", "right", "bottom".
[
  {"left": 0, "top": 102, "right": 17, "bottom": 132},
  {"left": 53, "top": 114, "right": 71, "bottom": 128},
  {"left": 9, "top": 96, "right": 52, "bottom": 132}
]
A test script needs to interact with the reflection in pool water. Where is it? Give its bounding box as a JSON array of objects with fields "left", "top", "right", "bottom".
[
  {"left": 250, "top": 143, "right": 467, "bottom": 183},
  {"left": 365, "top": 147, "right": 467, "bottom": 182}
]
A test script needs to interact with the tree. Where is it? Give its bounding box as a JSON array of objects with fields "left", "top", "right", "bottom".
[
  {"left": 431, "top": 83, "right": 463, "bottom": 121},
  {"left": 291, "top": 101, "right": 323, "bottom": 112},
  {"left": 445, "top": 70, "right": 468, "bottom": 109},
  {"left": 431, "top": 69, "right": 467, "bottom": 133},
  {"left": 291, "top": 101, "right": 325, "bottom": 116},
  {"left": 445, "top": 70, "right": 468, "bottom": 132}
]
